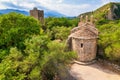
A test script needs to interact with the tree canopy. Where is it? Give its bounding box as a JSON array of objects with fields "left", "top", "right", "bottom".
[
  {"left": 0, "top": 13, "right": 77, "bottom": 80},
  {"left": 0, "top": 12, "right": 41, "bottom": 59}
]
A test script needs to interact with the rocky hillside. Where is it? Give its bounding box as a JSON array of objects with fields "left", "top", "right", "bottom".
[{"left": 79, "top": 2, "right": 120, "bottom": 20}]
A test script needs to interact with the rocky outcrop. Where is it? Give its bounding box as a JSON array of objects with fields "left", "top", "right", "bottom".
[
  {"left": 79, "top": 2, "right": 120, "bottom": 20},
  {"left": 106, "top": 3, "right": 120, "bottom": 20}
]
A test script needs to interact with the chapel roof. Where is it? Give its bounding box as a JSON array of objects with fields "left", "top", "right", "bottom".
[{"left": 69, "top": 16, "right": 98, "bottom": 39}]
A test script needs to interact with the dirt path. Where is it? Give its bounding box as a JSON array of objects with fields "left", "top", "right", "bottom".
[{"left": 70, "top": 63, "right": 120, "bottom": 80}]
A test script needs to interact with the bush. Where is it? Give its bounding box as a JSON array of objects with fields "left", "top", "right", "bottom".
[
  {"left": 0, "top": 35, "right": 50, "bottom": 80},
  {"left": 97, "top": 19, "right": 120, "bottom": 62},
  {"left": 0, "top": 35, "right": 76, "bottom": 80},
  {"left": 41, "top": 41, "right": 76, "bottom": 80},
  {"left": 0, "top": 12, "right": 41, "bottom": 59},
  {"left": 49, "top": 26, "right": 71, "bottom": 40}
]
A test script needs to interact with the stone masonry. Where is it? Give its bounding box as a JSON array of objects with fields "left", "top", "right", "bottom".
[
  {"left": 67, "top": 16, "right": 99, "bottom": 62},
  {"left": 30, "top": 7, "right": 44, "bottom": 24}
]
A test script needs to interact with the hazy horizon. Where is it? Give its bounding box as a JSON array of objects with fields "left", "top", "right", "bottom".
[{"left": 0, "top": 0, "right": 120, "bottom": 16}]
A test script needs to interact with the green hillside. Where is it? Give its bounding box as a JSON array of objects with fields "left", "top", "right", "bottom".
[{"left": 79, "top": 2, "right": 120, "bottom": 20}]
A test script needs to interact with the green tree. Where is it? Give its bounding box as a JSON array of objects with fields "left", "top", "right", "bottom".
[
  {"left": 0, "top": 35, "right": 50, "bottom": 80},
  {"left": 97, "top": 20, "right": 120, "bottom": 62},
  {"left": 0, "top": 12, "right": 41, "bottom": 59},
  {"left": 50, "top": 26, "right": 71, "bottom": 41}
]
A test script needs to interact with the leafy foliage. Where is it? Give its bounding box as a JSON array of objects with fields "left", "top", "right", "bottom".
[
  {"left": 0, "top": 35, "right": 76, "bottom": 80},
  {"left": 0, "top": 35, "right": 50, "bottom": 80},
  {"left": 45, "top": 17, "right": 78, "bottom": 41},
  {"left": 45, "top": 17, "right": 78, "bottom": 29},
  {"left": 49, "top": 26, "right": 72, "bottom": 40},
  {"left": 41, "top": 41, "right": 76, "bottom": 80},
  {"left": 0, "top": 12, "right": 41, "bottom": 59},
  {"left": 97, "top": 20, "right": 120, "bottom": 61},
  {"left": 0, "top": 13, "right": 77, "bottom": 80}
]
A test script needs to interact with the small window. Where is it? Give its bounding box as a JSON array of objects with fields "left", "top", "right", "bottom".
[{"left": 81, "top": 43, "right": 83, "bottom": 48}]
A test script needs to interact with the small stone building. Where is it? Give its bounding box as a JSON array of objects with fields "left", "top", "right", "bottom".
[
  {"left": 30, "top": 7, "right": 44, "bottom": 24},
  {"left": 67, "top": 16, "right": 98, "bottom": 62}
]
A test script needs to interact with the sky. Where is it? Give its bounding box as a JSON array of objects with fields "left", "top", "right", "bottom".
[{"left": 0, "top": 0, "right": 120, "bottom": 16}]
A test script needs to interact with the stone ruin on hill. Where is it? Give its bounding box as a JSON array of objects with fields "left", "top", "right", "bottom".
[
  {"left": 67, "top": 16, "right": 99, "bottom": 62},
  {"left": 30, "top": 7, "right": 44, "bottom": 24}
]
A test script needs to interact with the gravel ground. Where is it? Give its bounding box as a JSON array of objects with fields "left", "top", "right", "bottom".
[{"left": 70, "top": 63, "right": 120, "bottom": 80}]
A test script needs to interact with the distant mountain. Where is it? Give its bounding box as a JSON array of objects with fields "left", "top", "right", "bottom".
[
  {"left": 0, "top": 9, "right": 66, "bottom": 17},
  {"left": 44, "top": 10, "right": 66, "bottom": 17},
  {"left": 78, "top": 2, "right": 120, "bottom": 20},
  {"left": 0, "top": 9, "right": 29, "bottom": 15}
]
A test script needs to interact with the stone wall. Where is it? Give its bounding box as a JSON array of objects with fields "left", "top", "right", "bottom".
[
  {"left": 30, "top": 10, "right": 39, "bottom": 19},
  {"left": 30, "top": 8, "right": 44, "bottom": 24},
  {"left": 38, "top": 10, "right": 44, "bottom": 24},
  {"left": 68, "top": 17, "right": 98, "bottom": 62},
  {"left": 72, "top": 38, "right": 97, "bottom": 62}
]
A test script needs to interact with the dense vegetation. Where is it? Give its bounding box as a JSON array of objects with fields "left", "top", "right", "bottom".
[
  {"left": 0, "top": 13, "right": 77, "bottom": 80},
  {"left": 1, "top": 2, "right": 120, "bottom": 79},
  {"left": 44, "top": 17, "right": 78, "bottom": 40},
  {"left": 95, "top": 3, "right": 120, "bottom": 64},
  {"left": 0, "top": 13, "right": 41, "bottom": 60},
  {"left": 97, "top": 20, "right": 120, "bottom": 63}
]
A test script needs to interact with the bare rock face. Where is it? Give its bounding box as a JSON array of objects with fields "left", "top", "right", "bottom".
[
  {"left": 67, "top": 16, "right": 99, "bottom": 62},
  {"left": 106, "top": 4, "right": 120, "bottom": 20}
]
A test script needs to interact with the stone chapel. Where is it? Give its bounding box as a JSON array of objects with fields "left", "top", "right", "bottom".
[{"left": 67, "top": 16, "right": 99, "bottom": 62}]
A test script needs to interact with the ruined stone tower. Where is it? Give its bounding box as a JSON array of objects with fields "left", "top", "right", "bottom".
[
  {"left": 30, "top": 7, "right": 44, "bottom": 24},
  {"left": 67, "top": 16, "right": 98, "bottom": 62}
]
